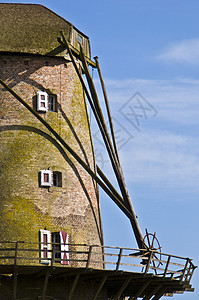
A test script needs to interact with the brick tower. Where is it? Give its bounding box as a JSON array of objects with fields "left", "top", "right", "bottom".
[
  {"left": 0, "top": 3, "right": 105, "bottom": 293},
  {"left": 0, "top": 2, "right": 103, "bottom": 251}
]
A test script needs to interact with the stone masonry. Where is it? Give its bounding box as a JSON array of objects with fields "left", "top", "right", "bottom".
[{"left": 0, "top": 53, "right": 103, "bottom": 250}]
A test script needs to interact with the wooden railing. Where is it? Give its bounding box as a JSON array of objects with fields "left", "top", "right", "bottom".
[{"left": 0, "top": 242, "right": 196, "bottom": 283}]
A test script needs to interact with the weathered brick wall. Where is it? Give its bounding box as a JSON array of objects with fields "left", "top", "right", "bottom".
[{"left": 0, "top": 54, "right": 103, "bottom": 254}]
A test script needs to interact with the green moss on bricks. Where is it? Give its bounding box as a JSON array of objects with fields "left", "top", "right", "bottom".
[{"left": 0, "top": 54, "right": 103, "bottom": 269}]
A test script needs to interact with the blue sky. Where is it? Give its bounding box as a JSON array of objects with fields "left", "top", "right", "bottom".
[{"left": 2, "top": 0, "right": 199, "bottom": 298}]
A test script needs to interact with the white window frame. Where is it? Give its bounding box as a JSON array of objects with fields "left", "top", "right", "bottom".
[
  {"left": 40, "top": 170, "right": 52, "bottom": 187},
  {"left": 37, "top": 91, "right": 48, "bottom": 112},
  {"left": 40, "top": 229, "right": 51, "bottom": 264}
]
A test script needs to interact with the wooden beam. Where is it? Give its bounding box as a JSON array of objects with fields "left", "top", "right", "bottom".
[
  {"left": 86, "top": 246, "right": 92, "bottom": 268},
  {"left": 78, "top": 44, "right": 146, "bottom": 250},
  {"left": 151, "top": 289, "right": 166, "bottom": 300},
  {"left": 143, "top": 284, "right": 163, "bottom": 300},
  {"left": 93, "top": 275, "right": 108, "bottom": 300},
  {"left": 130, "top": 279, "right": 152, "bottom": 300},
  {"left": 163, "top": 255, "right": 171, "bottom": 278},
  {"left": 144, "top": 251, "right": 153, "bottom": 276},
  {"left": 13, "top": 267, "right": 17, "bottom": 300},
  {"left": 94, "top": 56, "right": 120, "bottom": 162},
  {"left": 113, "top": 276, "right": 132, "bottom": 299},
  {"left": 41, "top": 268, "right": 51, "bottom": 300},
  {"left": 116, "top": 248, "right": 123, "bottom": 271},
  {"left": 67, "top": 274, "right": 80, "bottom": 300}
]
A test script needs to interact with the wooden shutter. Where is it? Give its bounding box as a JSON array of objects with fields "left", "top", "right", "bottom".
[
  {"left": 40, "top": 170, "right": 52, "bottom": 187},
  {"left": 37, "top": 91, "right": 48, "bottom": 112},
  {"left": 60, "top": 231, "right": 69, "bottom": 265},
  {"left": 40, "top": 229, "right": 51, "bottom": 264}
]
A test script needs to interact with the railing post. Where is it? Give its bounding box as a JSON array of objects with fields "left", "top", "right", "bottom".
[
  {"left": 14, "top": 241, "right": 18, "bottom": 266},
  {"left": 180, "top": 258, "right": 190, "bottom": 282},
  {"left": 116, "top": 248, "right": 123, "bottom": 271},
  {"left": 86, "top": 246, "right": 92, "bottom": 268},
  {"left": 163, "top": 255, "right": 171, "bottom": 278},
  {"left": 184, "top": 260, "right": 196, "bottom": 282},
  {"left": 51, "top": 243, "right": 55, "bottom": 267},
  {"left": 144, "top": 250, "right": 153, "bottom": 275}
]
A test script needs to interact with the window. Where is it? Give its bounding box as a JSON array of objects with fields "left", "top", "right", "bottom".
[
  {"left": 40, "top": 171, "right": 62, "bottom": 188},
  {"left": 37, "top": 91, "right": 48, "bottom": 112},
  {"left": 40, "top": 230, "right": 69, "bottom": 265},
  {"left": 40, "top": 170, "right": 52, "bottom": 187},
  {"left": 77, "top": 34, "right": 83, "bottom": 44},
  {"left": 40, "top": 229, "right": 51, "bottom": 264},
  {"left": 49, "top": 94, "right": 57, "bottom": 112},
  {"left": 53, "top": 171, "right": 62, "bottom": 187},
  {"left": 52, "top": 232, "right": 61, "bottom": 261}
]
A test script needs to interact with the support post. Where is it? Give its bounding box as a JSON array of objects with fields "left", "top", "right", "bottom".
[
  {"left": 41, "top": 268, "right": 51, "bottom": 300},
  {"left": 116, "top": 248, "right": 123, "bottom": 271},
  {"left": 114, "top": 276, "right": 132, "bottom": 299},
  {"left": 86, "top": 246, "right": 92, "bottom": 268},
  {"left": 67, "top": 274, "right": 80, "bottom": 300},
  {"left": 93, "top": 275, "right": 108, "bottom": 300}
]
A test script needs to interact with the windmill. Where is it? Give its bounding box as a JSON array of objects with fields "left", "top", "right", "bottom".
[{"left": 0, "top": 4, "right": 196, "bottom": 300}]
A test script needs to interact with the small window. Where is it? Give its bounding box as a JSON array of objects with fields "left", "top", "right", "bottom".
[
  {"left": 40, "top": 170, "right": 52, "bottom": 187},
  {"left": 52, "top": 232, "right": 61, "bottom": 261},
  {"left": 40, "top": 229, "right": 51, "bottom": 264},
  {"left": 49, "top": 94, "right": 57, "bottom": 112},
  {"left": 37, "top": 91, "right": 48, "bottom": 112},
  {"left": 53, "top": 171, "right": 62, "bottom": 187},
  {"left": 77, "top": 34, "right": 83, "bottom": 44}
]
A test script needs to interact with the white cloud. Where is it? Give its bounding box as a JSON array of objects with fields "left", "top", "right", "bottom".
[
  {"left": 120, "top": 131, "right": 199, "bottom": 188},
  {"left": 91, "top": 77, "right": 199, "bottom": 194},
  {"left": 157, "top": 38, "right": 199, "bottom": 64}
]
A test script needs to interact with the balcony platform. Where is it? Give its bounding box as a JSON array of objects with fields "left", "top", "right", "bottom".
[{"left": 0, "top": 242, "right": 196, "bottom": 299}]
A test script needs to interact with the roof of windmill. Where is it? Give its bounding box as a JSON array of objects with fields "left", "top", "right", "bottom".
[{"left": 0, "top": 3, "right": 91, "bottom": 58}]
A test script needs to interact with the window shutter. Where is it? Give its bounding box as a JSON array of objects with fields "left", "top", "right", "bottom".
[
  {"left": 40, "top": 170, "right": 52, "bottom": 187},
  {"left": 40, "top": 229, "right": 51, "bottom": 264},
  {"left": 60, "top": 231, "right": 69, "bottom": 265},
  {"left": 37, "top": 91, "right": 48, "bottom": 112}
]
